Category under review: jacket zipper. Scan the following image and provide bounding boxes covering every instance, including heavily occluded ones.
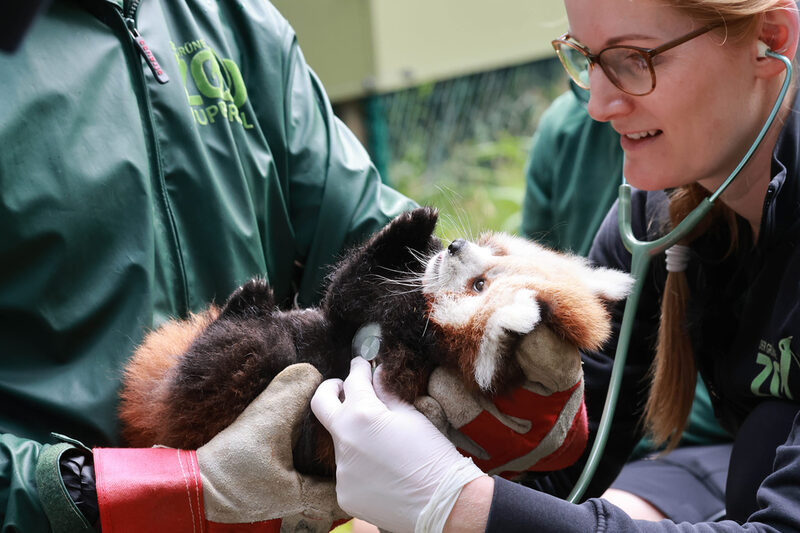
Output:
[124,0,169,83]
[108,0,191,314]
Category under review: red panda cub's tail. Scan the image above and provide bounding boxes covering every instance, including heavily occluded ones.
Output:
[119,307,219,447]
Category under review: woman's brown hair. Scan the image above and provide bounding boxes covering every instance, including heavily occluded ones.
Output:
[645,185,738,449]
[644,0,788,450]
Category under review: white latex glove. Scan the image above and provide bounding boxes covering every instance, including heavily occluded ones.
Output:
[311,357,485,533]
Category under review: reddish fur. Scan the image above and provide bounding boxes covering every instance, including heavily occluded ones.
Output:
[426,233,628,394]
[475,232,615,351]
[428,294,526,395]
[119,308,219,447]
[536,280,612,351]
[436,322,482,391]
[119,208,444,476]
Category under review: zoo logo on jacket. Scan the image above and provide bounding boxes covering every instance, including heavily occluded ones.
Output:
[172,38,255,130]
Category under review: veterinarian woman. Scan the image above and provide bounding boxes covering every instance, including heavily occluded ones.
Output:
[312,0,800,530]
[0,1,416,531]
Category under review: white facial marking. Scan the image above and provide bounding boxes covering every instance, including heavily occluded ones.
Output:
[422,231,633,391]
[474,339,498,391]
[474,289,541,391]
[494,289,542,334]
[430,295,483,328]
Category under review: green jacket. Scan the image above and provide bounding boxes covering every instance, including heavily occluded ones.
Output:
[521,86,622,256]
[0,0,414,529]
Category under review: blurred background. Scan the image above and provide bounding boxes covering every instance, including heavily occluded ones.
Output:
[272,0,569,240]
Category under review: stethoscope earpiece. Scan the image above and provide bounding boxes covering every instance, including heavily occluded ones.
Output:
[758,40,770,58]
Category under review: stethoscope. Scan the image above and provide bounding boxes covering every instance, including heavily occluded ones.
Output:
[567,49,794,503]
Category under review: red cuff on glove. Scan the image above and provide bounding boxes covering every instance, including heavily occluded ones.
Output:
[94,448,281,533]
[457,380,588,478]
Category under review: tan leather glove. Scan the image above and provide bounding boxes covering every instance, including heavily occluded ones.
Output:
[94,363,346,533]
[415,326,587,477]
[197,363,347,531]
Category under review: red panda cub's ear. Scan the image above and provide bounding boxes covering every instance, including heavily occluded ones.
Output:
[580,266,635,302]
[536,260,634,352]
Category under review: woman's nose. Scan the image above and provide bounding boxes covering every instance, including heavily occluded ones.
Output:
[586,67,633,123]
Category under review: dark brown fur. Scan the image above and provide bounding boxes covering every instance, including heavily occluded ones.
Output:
[121,208,444,477]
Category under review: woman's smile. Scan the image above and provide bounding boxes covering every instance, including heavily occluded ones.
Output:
[618,128,663,151]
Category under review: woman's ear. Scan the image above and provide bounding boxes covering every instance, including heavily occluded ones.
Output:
[756,0,799,78]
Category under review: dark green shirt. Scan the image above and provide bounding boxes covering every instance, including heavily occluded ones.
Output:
[521,87,622,256]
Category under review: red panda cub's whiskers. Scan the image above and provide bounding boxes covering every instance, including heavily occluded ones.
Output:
[372,248,432,298]
[372,275,424,297]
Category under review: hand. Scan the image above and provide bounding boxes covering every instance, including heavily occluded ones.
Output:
[311,358,485,533]
[197,362,346,531]
[415,326,588,477]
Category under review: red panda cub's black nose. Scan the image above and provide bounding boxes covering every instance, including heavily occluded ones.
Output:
[448,239,466,255]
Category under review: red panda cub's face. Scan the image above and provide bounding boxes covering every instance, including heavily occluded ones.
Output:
[422,232,633,393]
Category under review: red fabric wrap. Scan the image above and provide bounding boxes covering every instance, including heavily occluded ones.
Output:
[457,381,588,477]
[94,447,281,533]
[535,399,587,471]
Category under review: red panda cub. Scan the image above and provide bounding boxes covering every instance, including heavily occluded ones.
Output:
[119,207,632,477]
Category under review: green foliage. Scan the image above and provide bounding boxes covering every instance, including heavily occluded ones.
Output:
[391,133,530,242]
[376,58,567,242]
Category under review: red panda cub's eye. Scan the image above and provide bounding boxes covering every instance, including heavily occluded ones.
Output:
[472,278,486,293]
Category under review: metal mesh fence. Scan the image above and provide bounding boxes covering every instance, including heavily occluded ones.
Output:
[353,57,568,236]
[370,57,567,184]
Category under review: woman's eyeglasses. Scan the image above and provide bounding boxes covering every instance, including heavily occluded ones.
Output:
[551,24,721,96]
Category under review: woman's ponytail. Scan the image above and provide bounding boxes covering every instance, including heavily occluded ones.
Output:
[643,184,738,450]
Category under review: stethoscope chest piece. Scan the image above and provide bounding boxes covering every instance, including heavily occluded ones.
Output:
[352,322,383,364]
